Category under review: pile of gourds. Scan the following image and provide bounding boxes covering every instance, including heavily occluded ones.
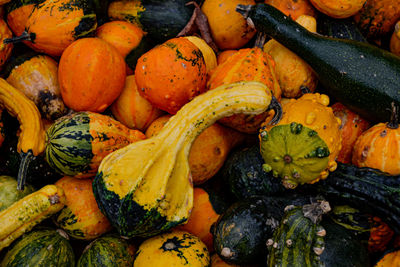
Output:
[0,0,400,266]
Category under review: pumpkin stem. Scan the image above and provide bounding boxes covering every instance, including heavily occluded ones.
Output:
[3,31,34,44]
[267,96,282,125]
[302,200,331,224]
[236,4,252,20]
[254,32,267,48]
[387,102,399,129]
[17,150,33,191]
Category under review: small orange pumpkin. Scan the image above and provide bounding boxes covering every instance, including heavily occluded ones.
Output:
[332,102,370,164]
[176,187,221,252]
[145,115,244,184]
[54,176,113,240]
[264,0,317,20]
[6,0,39,36]
[201,0,257,50]
[376,250,400,267]
[207,47,281,133]
[59,38,126,112]
[309,0,366,18]
[135,37,207,114]
[390,21,400,56]
[111,75,164,131]
[352,105,400,175]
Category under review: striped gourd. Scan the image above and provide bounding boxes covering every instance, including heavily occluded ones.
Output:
[45,112,146,178]
[77,235,135,267]
[266,201,331,267]
[1,229,75,267]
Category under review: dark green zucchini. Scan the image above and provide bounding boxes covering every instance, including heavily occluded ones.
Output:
[236,3,400,123]
[221,145,286,200]
[320,218,371,267]
[317,14,367,42]
[211,195,311,265]
[297,162,400,235]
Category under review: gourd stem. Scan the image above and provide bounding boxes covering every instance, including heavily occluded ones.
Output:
[387,102,399,129]
[3,31,33,44]
[254,32,267,48]
[17,150,33,191]
[267,96,282,125]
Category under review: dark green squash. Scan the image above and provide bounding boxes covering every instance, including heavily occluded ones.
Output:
[1,229,75,267]
[220,144,286,200]
[317,14,367,42]
[211,195,311,265]
[266,201,331,267]
[236,3,400,122]
[0,175,35,211]
[107,0,195,43]
[77,234,135,267]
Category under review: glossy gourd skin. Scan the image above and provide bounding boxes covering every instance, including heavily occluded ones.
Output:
[93,81,276,238]
[237,3,400,123]
[77,235,136,267]
[1,229,75,267]
[3,52,67,121]
[54,176,112,240]
[45,112,146,178]
[134,230,210,266]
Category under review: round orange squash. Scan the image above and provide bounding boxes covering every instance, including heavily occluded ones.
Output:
[376,250,400,267]
[309,0,367,18]
[264,0,317,20]
[6,0,38,36]
[331,102,370,164]
[352,106,400,175]
[59,38,126,112]
[201,0,257,50]
[54,176,113,240]
[135,37,207,114]
[111,75,164,131]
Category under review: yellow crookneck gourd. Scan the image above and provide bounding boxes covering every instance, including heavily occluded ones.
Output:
[93,81,281,238]
[0,78,45,190]
[0,184,66,251]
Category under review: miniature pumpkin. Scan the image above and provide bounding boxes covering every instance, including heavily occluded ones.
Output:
[390,21,400,56]
[95,20,152,71]
[260,93,342,188]
[331,102,370,164]
[309,0,367,18]
[59,38,126,112]
[145,115,244,185]
[376,250,400,266]
[6,0,42,36]
[134,230,210,266]
[201,0,256,50]
[352,104,400,175]
[111,75,164,131]
[54,176,112,240]
[4,0,97,57]
[135,37,207,114]
[264,0,317,20]
[263,15,318,98]
[354,0,400,39]
[208,46,281,133]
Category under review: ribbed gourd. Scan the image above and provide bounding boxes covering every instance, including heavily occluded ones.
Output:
[93,81,280,238]
[259,93,341,189]
[266,201,331,267]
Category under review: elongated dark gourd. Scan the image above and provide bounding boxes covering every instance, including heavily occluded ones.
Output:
[236,4,400,123]
[298,162,400,235]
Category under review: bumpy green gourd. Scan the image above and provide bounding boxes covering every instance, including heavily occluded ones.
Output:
[260,123,330,189]
[266,200,331,267]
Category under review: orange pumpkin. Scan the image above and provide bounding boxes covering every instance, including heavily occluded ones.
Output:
[6,0,97,57]
[309,0,366,18]
[0,19,13,71]
[217,50,237,65]
[390,21,400,56]
[145,115,244,184]
[376,250,400,267]
[6,0,38,36]
[59,38,126,112]
[352,106,400,175]
[201,0,257,50]
[111,75,164,131]
[207,47,281,133]
[135,37,207,114]
[264,0,317,20]
[176,188,221,252]
[332,102,370,164]
[54,176,113,240]
[354,0,400,39]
